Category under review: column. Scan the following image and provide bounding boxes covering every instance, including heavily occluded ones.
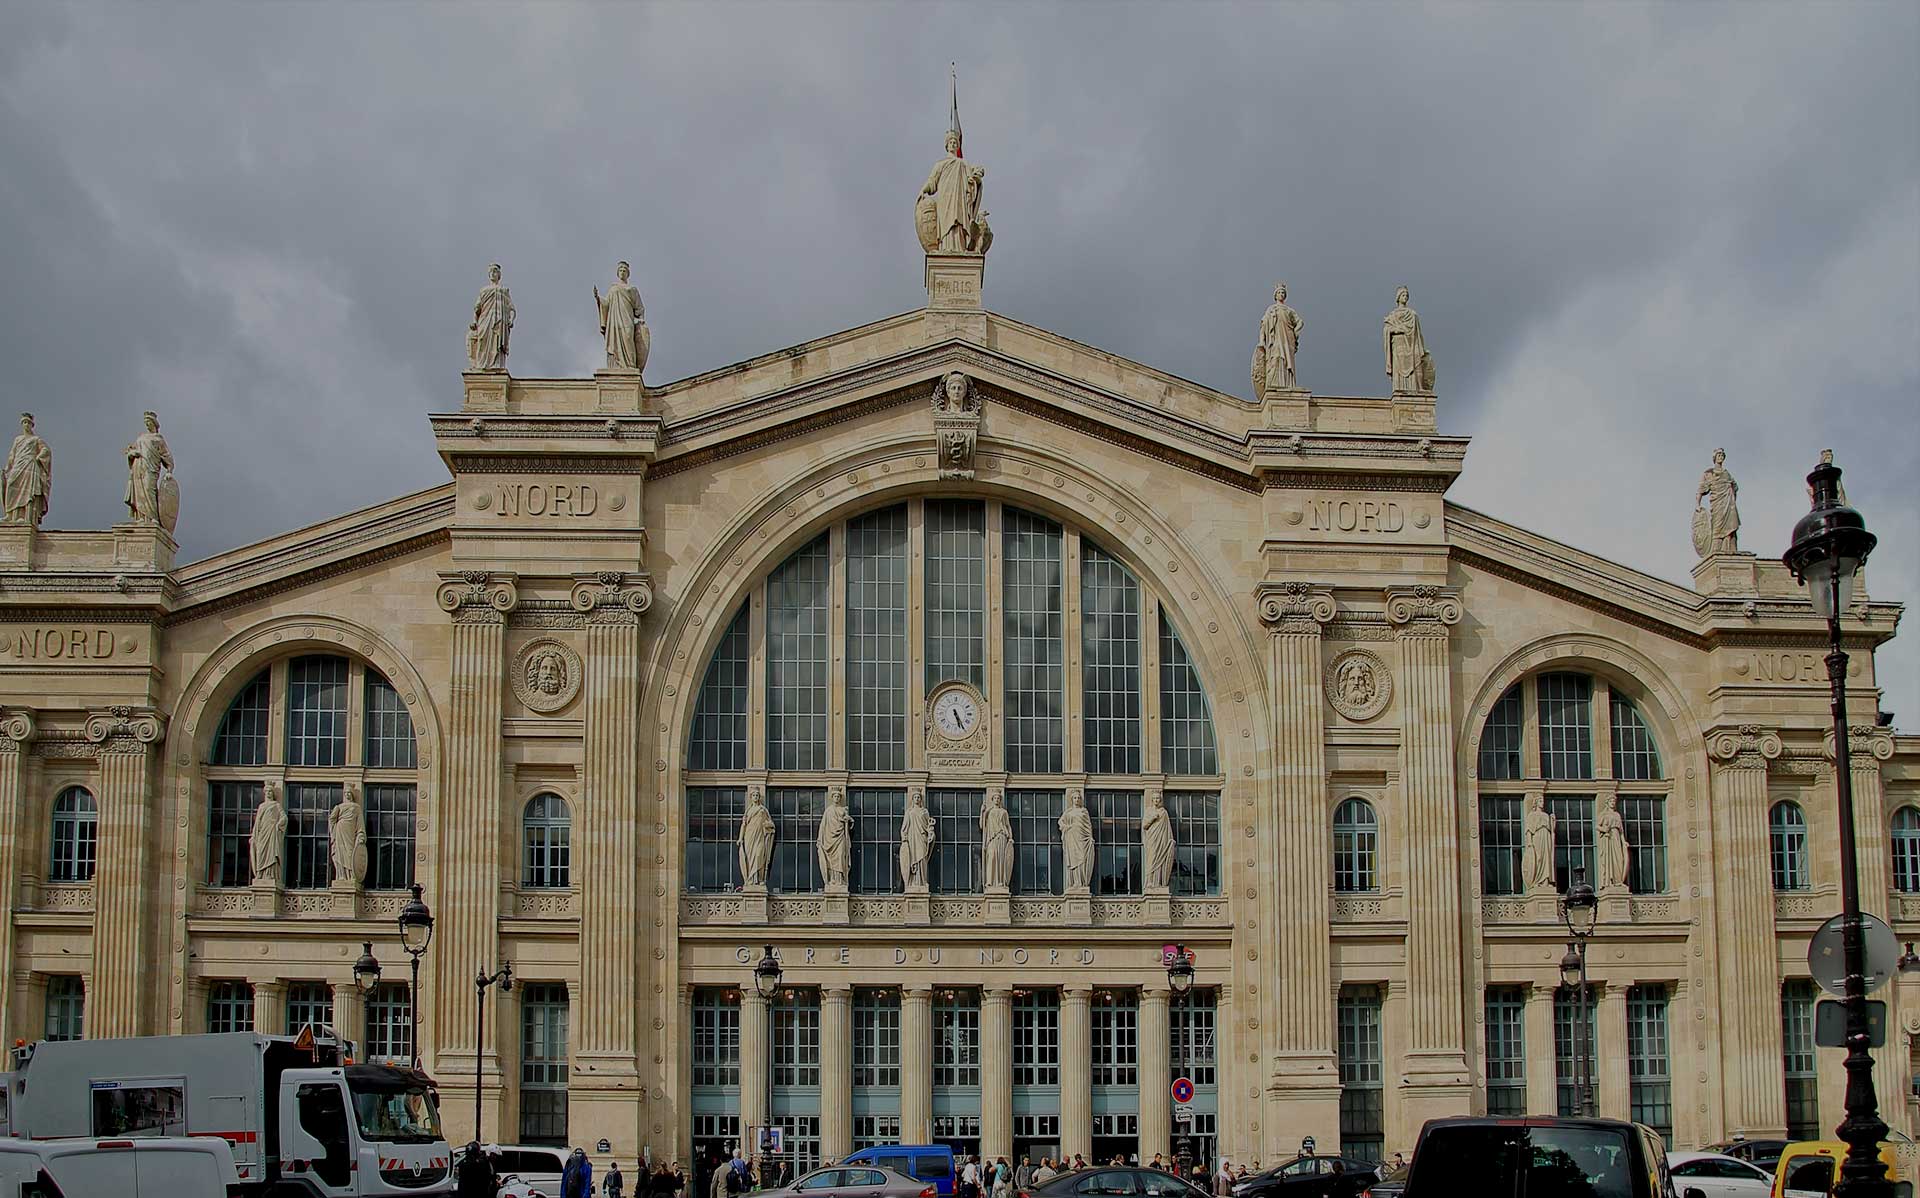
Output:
[982,988,1014,1160]
[1138,988,1171,1162]
[822,985,855,1162]
[1597,986,1628,1119]
[900,986,933,1144]
[679,984,697,1165]
[84,707,164,1037]
[254,981,287,1036]
[184,977,210,1035]
[1255,584,1339,1151]
[1835,725,1905,1132]
[1706,726,1787,1137]
[573,574,650,1157]
[1524,984,1557,1115]
[333,981,366,1059]
[1060,985,1093,1161]
[1214,985,1236,1163]
[431,573,515,1131]
[1386,589,1472,1126]
[0,711,33,1039]
[741,989,770,1143]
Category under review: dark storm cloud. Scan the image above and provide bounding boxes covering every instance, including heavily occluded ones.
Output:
[1,2,1913,716]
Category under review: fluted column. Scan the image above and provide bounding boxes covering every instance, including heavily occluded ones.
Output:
[254,981,287,1036]
[1524,985,1557,1115]
[1214,985,1236,1162]
[1597,986,1628,1119]
[982,987,1014,1160]
[1060,985,1093,1161]
[900,986,933,1144]
[85,707,165,1037]
[822,985,855,1161]
[433,571,516,1139]
[1138,988,1172,1162]
[1255,583,1338,1151]
[1706,725,1786,1137]
[741,989,770,1139]
[333,982,366,1054]
[1832,725,1904,1132]
[0,711,34,1039]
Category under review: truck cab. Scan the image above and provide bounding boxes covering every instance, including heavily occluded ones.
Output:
[278,1063,450,1194]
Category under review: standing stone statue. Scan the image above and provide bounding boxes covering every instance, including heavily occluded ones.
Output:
[466,263,514,371]
[980,788,1014,891]
[1251,283,1303,395]
[1522,792,1556,892]
[250,781,286,886]
[1596,794,1632,891]
[817,786,852,890]
[1142,788,1176,891]
[329,783,367,885]
[595,261,650,374]
[739,785,775,889]
[3,413,51,528]
[1060,789,1095,892]
[916,72,990,255]
[1692,447,1741,557]
[900,788,934,891]
[123,411,178,533]
[1382,286,1434,394]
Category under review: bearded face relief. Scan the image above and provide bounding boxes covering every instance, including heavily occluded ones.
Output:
[532,651,565,695]
[512,637,583,713]
[1326,649,1391,721]
[1339,658,1375,707]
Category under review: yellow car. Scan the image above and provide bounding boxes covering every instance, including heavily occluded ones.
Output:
[1769,1140,1911,1198]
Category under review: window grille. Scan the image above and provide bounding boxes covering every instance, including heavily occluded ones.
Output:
[770,1116,822,1175]
[854,1116,902,1151]
[925,500,986,690]
[1483,986,1527,1116]
[1091,990,1138,1087]
[1479,685,1523,780]
[1010,790,1064,896]
[365,784,416,891]
[521,793,571,889]
[1620,797,1666,894]
[363,672,416,769]
[1537,673,1594,780]
[1896,808,1920,893]
[1159,615,1218,776]
[285,655,349,767]
[772,989,821,1087]
[847,506,909,771]
[49,786,97,883]
[1553,987,1597,1117]
[1782,979,1819,1140]
[851,789,904,895]
[1331,798,1378,893]
[1089,790,1142,896]
[1547,795,1594,893]
[211,670,271,765]
[1336,988,1384,1162]
[1770,802,1809,891]
[365,982,411,1064]
[692,988,741,1088]
[686,788,745,893]
[207,980,254,1033]
[44,975,83,1041]
[1003,508,1064,772]
[1013,989,1060,1087]
[1626,984,1671,1143]
[691,1113,741,1155]
[853,989,900,1087]
[931,789,982,894]
[1080,544,1141,774]
[1609,695,1662,780]
[690,605,751,771]
[1170,989,1216,1086]
[770,788,823,894]
[1168,791,1220,896]
[767,534,830,770]
[1478,795,1523,896]
[933,991,980,1087]
[521,983,570,1145]
[284,783,340,890]
[286,982,333,1035]
[933,1114,981,1156]
[206,782,261,888]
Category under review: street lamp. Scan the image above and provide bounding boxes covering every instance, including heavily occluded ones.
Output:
[1560,866,1598,1117]
[352,942,382,1057]
[753,946,782,1185]
[396,883,434,1070]
[474,962,513,1141]
[1165,946,1195,1179]
[1784,455,1888,1197]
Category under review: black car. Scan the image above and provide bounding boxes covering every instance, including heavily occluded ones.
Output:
[1703,1138,1789,1174]
[1403,1116,1678,1197]
[1024,1167,1213,1198]
[1230,1155,1378,1198]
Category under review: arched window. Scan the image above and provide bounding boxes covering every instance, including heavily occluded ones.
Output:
[1474,671,1670,897]
[203,656,420,892]
[1770,802,1809,892]
[1332,798,1378,893]
[684,500,1224,898]
[1893,808,1920,894]
[49,787,96,883]
[522,794,571,889]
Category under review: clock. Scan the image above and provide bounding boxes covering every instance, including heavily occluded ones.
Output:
[925,682,988,761]
[932,688,980,738]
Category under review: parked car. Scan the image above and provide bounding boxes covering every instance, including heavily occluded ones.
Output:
[1704,1140,1791,1176]
[1402,1116,1678,1197]
[1359,1161,1406,1198]
[1025,1166,1214,1198]
[1768,1140,1910,1198]
[486,1144,566,1198]
[1664,1152,1773,1198]
[842,1145,958,1196]
[759,1163,938,1198]
[1229,1154,1378,1198]
[0,1134,240,1197]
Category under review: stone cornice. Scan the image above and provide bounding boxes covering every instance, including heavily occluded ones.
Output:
[1256,582,1336,632]
[1706,724,1783,770]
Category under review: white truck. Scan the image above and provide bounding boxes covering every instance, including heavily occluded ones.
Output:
[9,1031,454,1196]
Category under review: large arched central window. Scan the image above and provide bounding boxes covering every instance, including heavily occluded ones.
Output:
[684,499,1222,897]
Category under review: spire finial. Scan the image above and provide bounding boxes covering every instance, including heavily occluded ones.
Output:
[948,62,962,156]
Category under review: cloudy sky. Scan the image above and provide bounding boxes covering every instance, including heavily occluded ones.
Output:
[3,2,1915,719]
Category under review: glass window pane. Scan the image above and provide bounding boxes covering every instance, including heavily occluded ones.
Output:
[1089,790,1142,896]
[45,976,84,1041]
[1483,987,1527,1116]
[1547,795,1594,892]
[933,990,981,1087]
[768,536,831,770]
[686,787,747,893]
[1620,796,1666,895]
[366,982,411,1064]
[1010,790,1064,896]
[49,787,97,884]
[1537,673,1594,781]
[853,988,901,1088]
[521,983,570,1145]
[1627,984,1671,1144]
[773,989,822,1087]
[1091,989,1138,1087]
[1478,685,1523,781]
[1894,808,1920,894]
[365,784,416,891]
[931,789,982,894]
[1013,989,1060,1087]
[1609,694,1662,781]
[1081,544,1141,775]
[1168,791,1220,896]
[1170,989,1216,1086]
[1332,798,1377,894]
[851,788,904,895]
[1159,616,1218,776]
[211,670,271,766]
[1003,509,1064,773]
[363,672,416,769]
[1782,979,1819,1140]
[770,788,823,894]
[691,605,751,771]
[207,980,255,1034]
[1771,802,1809,891]
[286,656,349,768]
[848,507,909,771]
[693,987,742,1088]
[1553,987,1597,1116]
[521,793,571,889]
[1337,988,1384,1162]
[286,983,333,1035]
[285,782,341,890]
[925,500,986,691]
[1478,795,1523,896]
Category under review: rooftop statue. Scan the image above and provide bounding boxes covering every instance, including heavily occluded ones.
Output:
[595,261,650,375]
[3,413,51,529]
[1382,286,1434,394]
[916,67,991,255]
[466,263,514,372]
[1692,447,1740,558]
[123,410,178,534]
[1252,283,1303,396]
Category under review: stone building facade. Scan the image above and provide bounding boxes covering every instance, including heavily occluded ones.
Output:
[0,240,1913,1169]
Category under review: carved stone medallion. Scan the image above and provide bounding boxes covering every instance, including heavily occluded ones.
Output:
[1324,649,1391,722]
[511,637,584,714]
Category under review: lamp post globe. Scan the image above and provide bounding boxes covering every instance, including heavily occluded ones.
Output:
[754,944,782,999]
[398,883,435,958]
[1559,947,1583,990]
[1560,868,1598,939]
[1165,945,1194,996]
[1784,460,1875,620]
[353,942,382,994]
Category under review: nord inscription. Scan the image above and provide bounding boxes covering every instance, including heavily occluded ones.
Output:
[495,482,599,518]
[1307,499,1404,533]
[5,627,118,660]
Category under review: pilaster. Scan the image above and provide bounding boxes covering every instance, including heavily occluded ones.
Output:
[1829,724,1903,1132]
[740,989,770,1139]
[900,985,933,1144]
[254,980,287,1036]
[1706,724,1787,1138]
[981,987,1014,1160]
[1138,987,1172,1162]
[1254,582,1340,1149]
[332,982,366,1056]
[1059,985,1093,1161]
[822,985,854,1161]
[84,705,165,1037]
[0,711,34,1038]
[1596,985,1628,1119]
[1523,984,1557,1115]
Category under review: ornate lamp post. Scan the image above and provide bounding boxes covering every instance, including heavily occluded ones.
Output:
[473,962,514,1140]
[1784,456,1888,1197]
[352,942,382,1056]
[1559,866,1598,1117]
[753,946,783,1185]
[396,883,434,1070]
[1164,945,1195,1178]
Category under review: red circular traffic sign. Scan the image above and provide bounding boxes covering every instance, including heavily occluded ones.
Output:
[1171,1077,1195,1104]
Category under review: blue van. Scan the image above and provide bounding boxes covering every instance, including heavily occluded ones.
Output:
[841,1145,955,1195]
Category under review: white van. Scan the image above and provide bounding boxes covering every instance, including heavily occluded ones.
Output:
[0,1134,240,1196]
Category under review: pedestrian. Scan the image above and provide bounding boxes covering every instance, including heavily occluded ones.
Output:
[1148,1154,1164,1173]
[1071,1154,1085,1172]
[961,1156,980,1198]
[1016,1156,1034,1189]
[564,1148,595,1198]
[993,1157,1012,1198]
[672,1159,688,1198]
[456,1141,497,1198]
[606,1160,625,1198]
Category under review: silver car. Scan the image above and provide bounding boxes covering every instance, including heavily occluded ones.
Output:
[762,1164,935,1198]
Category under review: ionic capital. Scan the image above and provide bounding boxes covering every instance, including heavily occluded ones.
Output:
[436,570,519,620]
[84,705,164,754]
[570,570,654,620]
[1256,581,1335,632]
[1384,585,1462,630]
[0,708,36,750]
[1706,723,1783,770]
[1825,724,1895,765]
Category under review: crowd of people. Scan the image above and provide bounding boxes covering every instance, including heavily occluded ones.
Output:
[453,1142,691,1198]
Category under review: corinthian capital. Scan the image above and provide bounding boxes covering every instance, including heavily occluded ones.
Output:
[1257,581,1336,632]
[84,705,165,753]
[1706,723,1783,770]
[436,570,519,620]
[1384,585,1463,629]
[570,570,654,619]
[1825,724,1895,765]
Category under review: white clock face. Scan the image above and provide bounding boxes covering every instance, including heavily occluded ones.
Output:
[932,690,980,738]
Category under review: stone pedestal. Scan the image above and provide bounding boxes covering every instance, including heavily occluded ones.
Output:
[1691,551,1761,596]
[740,885,770,924]
[462,371,510,412]
[1261,387,1311,430]
[1598,890,1631,926]
[1144,890,1172,925]
[595,369,646,413]
[0,526,35,569]
[924,253,987,343]
[1525,891,1562,924]
[823,889,850,926]
[250,881,279,916]
[985,885,1011,924]
[111,522,176,572]
[329,879,359,918]
[1064,890,1092,926]
[1390,392,1437,433]
[904,892,931,925]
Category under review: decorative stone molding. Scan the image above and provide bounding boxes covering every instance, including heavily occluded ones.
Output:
[1629,898,1680,923]
[569,570,653,620]
[1898,895,1920,923]
[435,570,519,621]
[924,680,989,763]
[1256,581,1335,632]
[771,897,827,921]
[851,897,908,923]
[516,889,579,917]
[361,893,406,918]
[83,705,164,754]
[930,371,982,480]
[1480,898,1531,924]
[509,637,585,714]
[1773,893,1820,919]
[0,709,35,748]
[1092,898,1147,925]
[1011,897,1067,923]
[284,892,334,917]
[38,882,93,913]
[933,897,987,924]
[1384,585,1462,630]
[1331,896,1386,920]
[1324,649,1392,722]
[681,894,744,924]
[1706,724,1783,770]
[196,887,254,916]
[1824,724,1895,764]
[1171,898,1229,925]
